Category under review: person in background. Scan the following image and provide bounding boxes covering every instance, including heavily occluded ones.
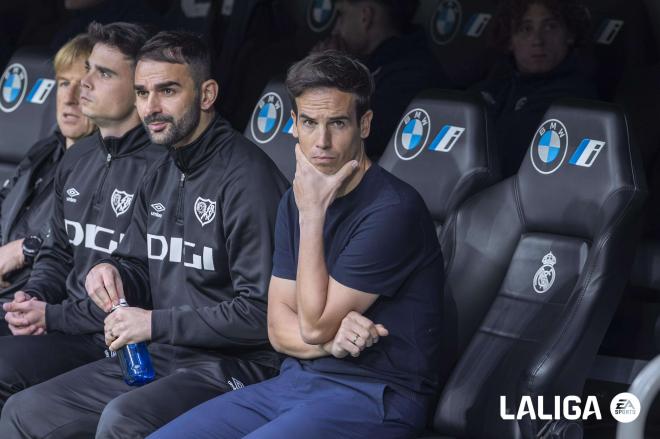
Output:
[474,0,597,177]
[0,33,95,327]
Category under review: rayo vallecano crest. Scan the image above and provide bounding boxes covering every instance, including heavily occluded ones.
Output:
[533,252,556,294]
[194,197,216,226]
[111,189,134,217]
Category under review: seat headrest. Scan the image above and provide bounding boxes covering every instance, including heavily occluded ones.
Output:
[379,89,498,225]
[416,0,499,86]
[0,47,56,163]
[517,98,645,239]
[244,79,296,182]
[281,0,337,35]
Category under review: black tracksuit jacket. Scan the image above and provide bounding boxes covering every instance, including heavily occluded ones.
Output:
[103,116,289,368]
[22,124,166,335]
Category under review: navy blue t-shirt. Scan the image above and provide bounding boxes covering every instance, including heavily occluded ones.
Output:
[272,164,444,402]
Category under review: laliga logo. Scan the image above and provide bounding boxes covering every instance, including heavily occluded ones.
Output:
[530,119,568,175]
[307,0,336,33]
[0,63,28,113]
[533,252,556,294]
[431,0,462,45]
[500,393,641,423]
[250,92,284,144]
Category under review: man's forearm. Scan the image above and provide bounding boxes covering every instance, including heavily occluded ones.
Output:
[268,300,329,360]
[296,215,335,343]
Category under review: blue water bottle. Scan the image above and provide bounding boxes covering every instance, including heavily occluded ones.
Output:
[112,299,155,386]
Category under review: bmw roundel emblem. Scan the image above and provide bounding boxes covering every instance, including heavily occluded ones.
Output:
[394,108,431,161]
[250,92,284,144]
[307,0,336,33]
[530,119,569,174]
[431,0,462,45]
[0,63,28,113]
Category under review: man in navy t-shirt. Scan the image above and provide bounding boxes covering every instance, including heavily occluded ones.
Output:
[150,51,445,439]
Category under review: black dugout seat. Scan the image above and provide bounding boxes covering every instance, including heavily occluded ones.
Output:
[0,47,56,183]
[244,79,296,182]
[415,0,499,88]
[423,99,646,438]
[378,89,499,238]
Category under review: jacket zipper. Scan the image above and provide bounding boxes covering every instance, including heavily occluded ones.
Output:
[94,153,112,208]
[175,172,186,224]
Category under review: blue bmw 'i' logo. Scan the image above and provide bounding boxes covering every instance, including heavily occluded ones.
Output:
[308,0,336,33]
[530,119,568,174]
[431,0,462,45]
[250,92,284,144]
[0,63,28,113]
[395,108,431,161]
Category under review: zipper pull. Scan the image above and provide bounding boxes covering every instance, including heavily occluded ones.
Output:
[179,173,186,185]
[106,153,112,165]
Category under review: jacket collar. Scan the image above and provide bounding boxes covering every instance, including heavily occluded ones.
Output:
[98,123,151,158]
[169,115,235,174]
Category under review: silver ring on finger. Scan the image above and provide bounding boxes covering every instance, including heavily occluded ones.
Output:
[352,333,360,344]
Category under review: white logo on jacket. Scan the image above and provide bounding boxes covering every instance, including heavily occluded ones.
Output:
[194,197,216,226]
[111,189,134,217]
[66,187,80,203]
[150,203,166,218]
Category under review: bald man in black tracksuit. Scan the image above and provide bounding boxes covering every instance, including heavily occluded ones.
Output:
[0,31,289,438]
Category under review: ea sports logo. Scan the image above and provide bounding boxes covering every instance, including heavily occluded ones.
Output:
[395,108,431,161]
[610,392,641,423]
[250,92,284,144]
[0,63,28,113]
[307,0,336,33]
[530,119,568,174]
[431,0,462,45]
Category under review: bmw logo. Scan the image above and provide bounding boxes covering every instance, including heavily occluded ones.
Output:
[431,0,462,45]
[394,108,431,161]
[0,63,28,113]
[530,119,568,174]
[250,92,284,144]
[307,0,336,33]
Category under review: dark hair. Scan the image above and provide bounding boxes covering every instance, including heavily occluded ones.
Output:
[286,50,375,120]
[137,31,212,88]
[489,0,591,51]
[345,0,419,32]
[87,21,152,62]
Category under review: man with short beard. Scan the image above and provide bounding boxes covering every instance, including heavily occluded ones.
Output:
[0,21,165,417]
[0,31,289,438]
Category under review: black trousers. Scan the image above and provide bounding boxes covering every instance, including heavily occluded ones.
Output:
[0,332,105,412]
[0,343,279,439]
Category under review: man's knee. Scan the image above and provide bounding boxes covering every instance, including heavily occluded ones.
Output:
[0,387,47,435]
[96,393,145,438]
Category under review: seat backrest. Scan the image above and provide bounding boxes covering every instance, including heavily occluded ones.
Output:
[0,47,56,182]
[415,0,499,88]
[378,89,499,238]
[244,79,296,182]
[433,99,646,438]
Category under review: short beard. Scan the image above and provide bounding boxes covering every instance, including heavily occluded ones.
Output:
[143,95,201,147]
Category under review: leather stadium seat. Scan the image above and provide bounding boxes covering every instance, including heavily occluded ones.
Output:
[244,78,296,182]
[415,0,499,88]
[378,89,500,238]
[0,47,56,183]
[422,99,646,438]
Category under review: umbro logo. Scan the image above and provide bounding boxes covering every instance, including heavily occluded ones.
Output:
[66,187,80,203]
[150,203,166,218]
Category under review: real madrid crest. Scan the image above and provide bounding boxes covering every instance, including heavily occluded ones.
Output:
[250,92,284,144]
[533,252,556,294]
[430,0,462,45]
[394,108,431,161]
[0,63,28,113]
[530,119,568,175]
